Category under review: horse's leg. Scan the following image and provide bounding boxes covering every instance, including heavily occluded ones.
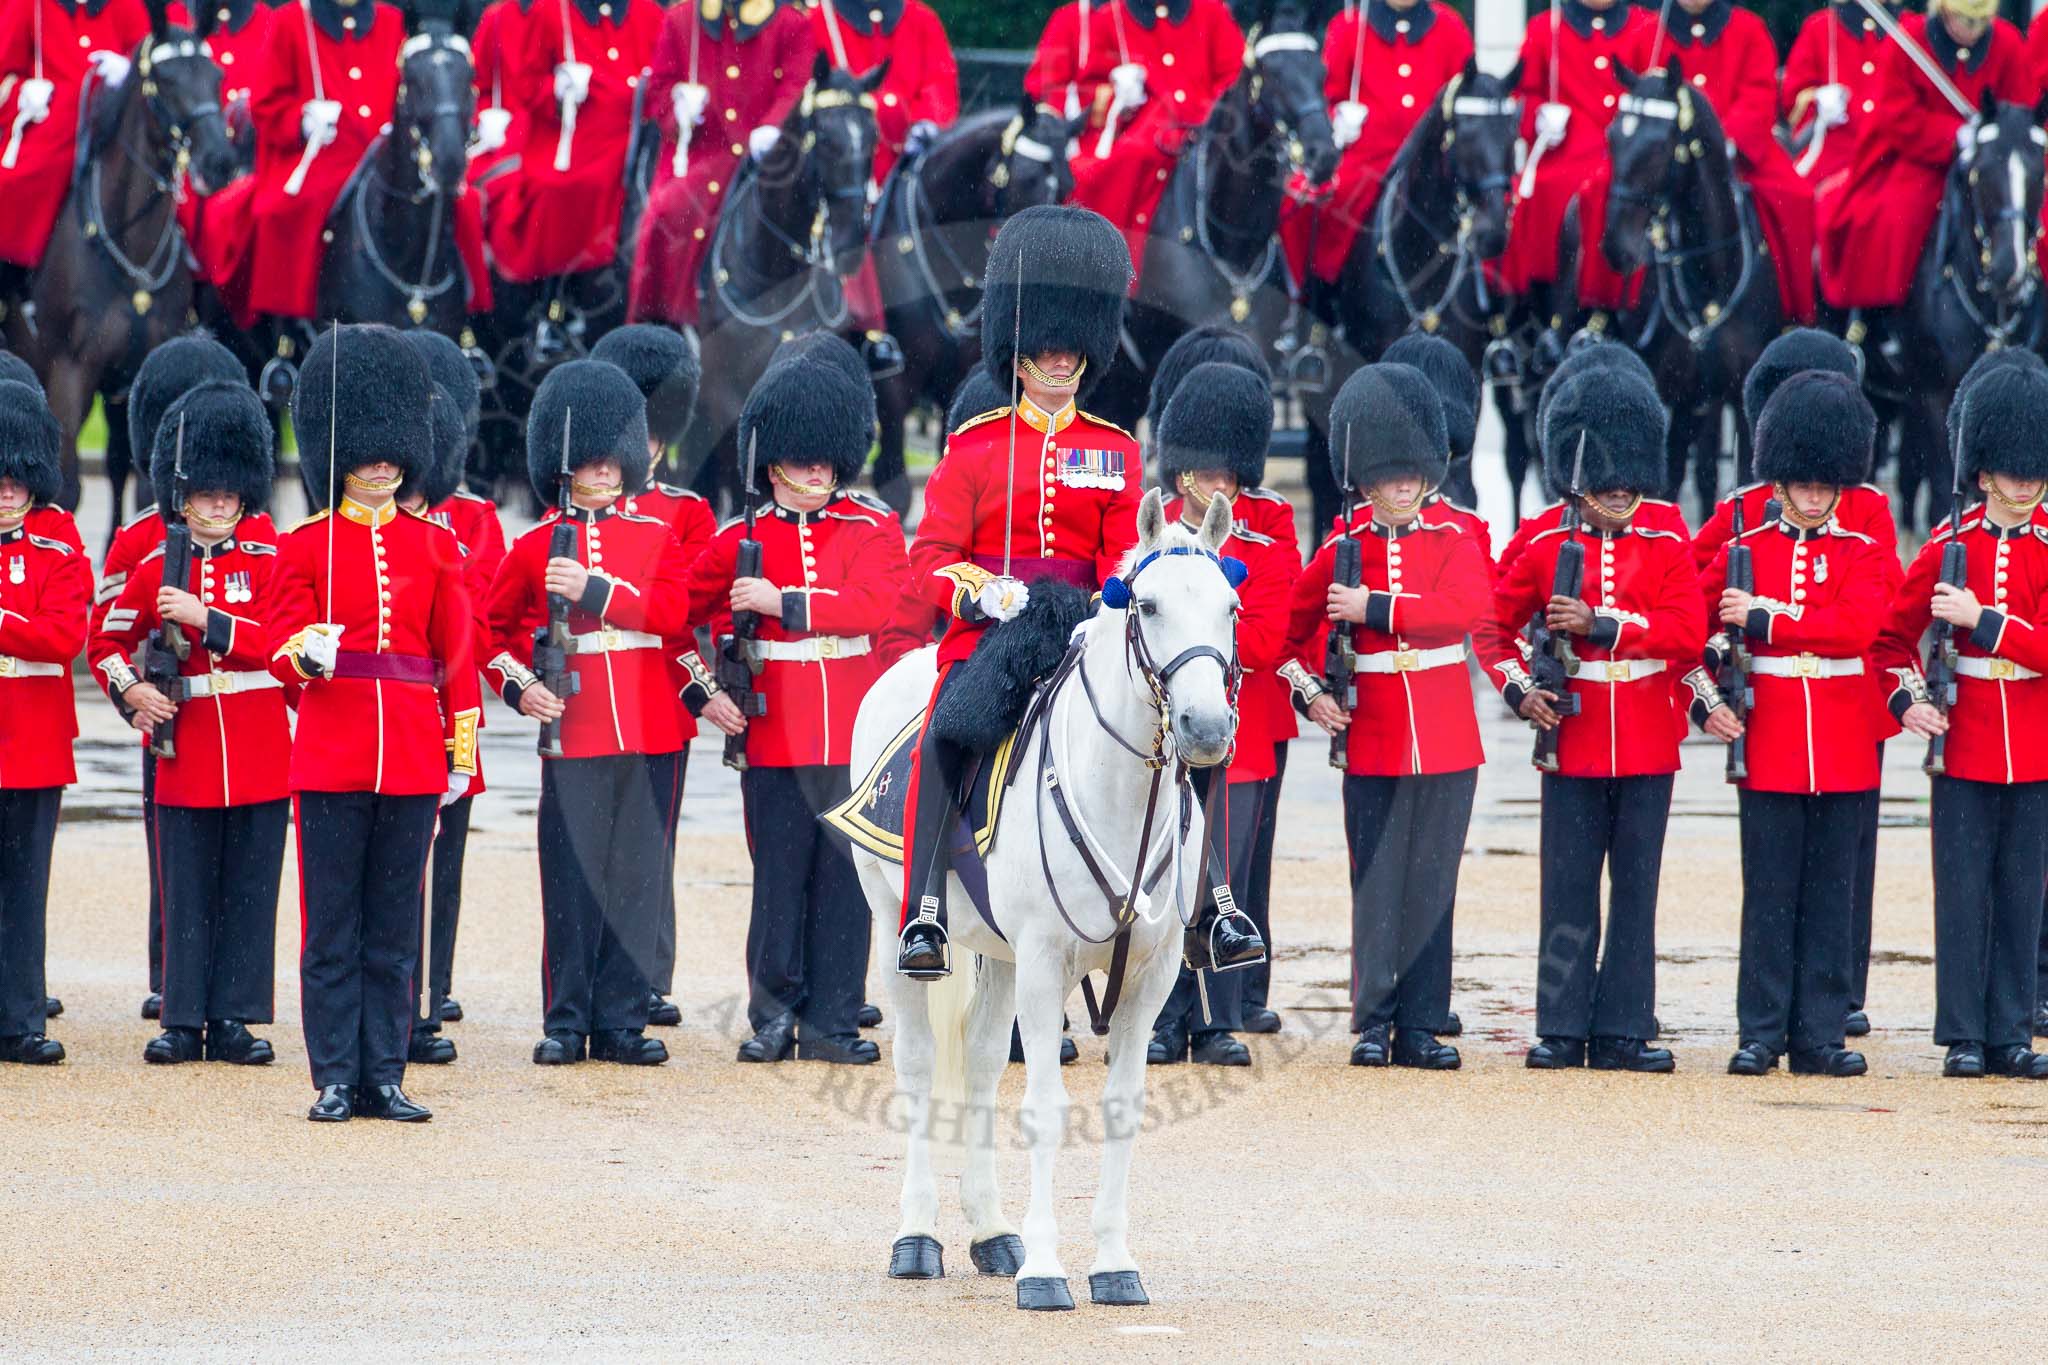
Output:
[1086,936,1180,1307]
[103,387,133,542]
[1912,388,1950,532]
[871,371,911,518]
[1496,383,1529,526]
[1012,937,1074,1309]
[1663,400,1696,511]
[884,955,945,1279]
[1692,403,1721,524]
[961,954,1021,1273]
[42,357,92,515]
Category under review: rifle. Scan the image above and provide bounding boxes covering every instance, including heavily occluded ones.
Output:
[1323,426,1360,770]
[1925,460,1967,776]
[534,409,581,758]
[137,415,192,760]
[1718,494,1755,782]
[718,430,768,770]
[1528,433,1587,772]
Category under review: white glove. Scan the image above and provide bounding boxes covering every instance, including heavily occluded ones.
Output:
[976,578,1030,623]
[1534,102,1570,147]
[441,766,470,808]
[88,50,132,87]
[302,622,344,676]
[748,124,780,159]
[553,60,591,107]
[1332,100,1367,151]
[471,106,512,155]
[300,98,341,147]
[672,80,709,129]
[1110,62,1147,108]
[1813,83,1850,129]
[14,76,53,122]
[1957,118,1980,156]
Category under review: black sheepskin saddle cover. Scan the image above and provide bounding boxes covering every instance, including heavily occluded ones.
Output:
[929,578,1092,751]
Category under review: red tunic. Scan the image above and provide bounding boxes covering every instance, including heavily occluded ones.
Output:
[629,0,812,325]
[1022,0,1110,118]
[1818,14,2036,311]
[0,521,87,788]
[1163,494,1296,783]
[1229,486,1301,758]
[25,503,83,553]
[90,506,279,694]
[1490,520,1706,778]
[179,1,273,278]
[426,489,504,797]
[1277,0,1473,287]
[485,505,694,758]
[1700,517,1889,794]
[89,532,292,805]
[488,0,661,282]
[1494,496,1689,583]
[467,0,535,216]
[267,499,480,794]
[809,0,956,182]
[681,492,907,768]
[1780,4,1890,188]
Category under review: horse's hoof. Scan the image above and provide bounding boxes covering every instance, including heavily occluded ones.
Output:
[1016,1276,1074,1311]
[1089,1270,1149,1306]
[969,1234,1025,1277]
[887,1234,944,1280]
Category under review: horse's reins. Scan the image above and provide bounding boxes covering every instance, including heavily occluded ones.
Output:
[1937,129,2043,348]
[1371,77,1516,334]
[1611,87,1758,348]
[884,117,1056,340]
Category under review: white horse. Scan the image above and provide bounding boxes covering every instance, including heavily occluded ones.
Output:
[846,488,1242,1311]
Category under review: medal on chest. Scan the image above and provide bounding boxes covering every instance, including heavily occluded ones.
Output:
[1812,555,1828,584]
[1057,446,1126,491]
[224,569,253,604]
[7,555,23,585]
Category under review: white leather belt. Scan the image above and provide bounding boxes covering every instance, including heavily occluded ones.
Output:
[1571,658,1668,683]
[1748,654,1865,680]
[570,628,662,654]
[1956,656,2042,682]
[0,655,63,679]
[745,634,872,663]
[184,669,284,697]
[1355,643,1467,674]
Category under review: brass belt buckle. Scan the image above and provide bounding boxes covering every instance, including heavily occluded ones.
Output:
[211,670,236,695]
[599,627,621,652]
[1391,648,1419,672]
[1794,653,1821,678]
[0,655,15,678]
[1989,657,2017,681]
[1606,660,1630,682]
[816,636,840,660]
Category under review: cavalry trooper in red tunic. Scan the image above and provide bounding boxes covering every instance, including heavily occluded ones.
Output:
[630,0,813,325]
[810,0,955,183]
[466,0,537,219]
[1490,364,1706,1073]
[1878,363,2048,1081]
[269,325,480,1123]
[89,382,290,1068]
[0,380,89,1065]
[1781,0,1899,188]
[680,351,907,1064]
[895,204,1146,978]
[1693,372,1889,1078]
[1023,0,1108,121]
[483,361,694,1068]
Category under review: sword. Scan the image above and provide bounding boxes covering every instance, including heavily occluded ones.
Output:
[1851,0,1975,120]
[418,815,439,1038]
[818,0,850,70]
[284,0,328,195]
[555,0,583,173]
[323,320,338,620]
[1002,242,1023,581]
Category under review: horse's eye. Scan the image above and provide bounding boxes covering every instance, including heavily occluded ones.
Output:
[1138,599,1158,617]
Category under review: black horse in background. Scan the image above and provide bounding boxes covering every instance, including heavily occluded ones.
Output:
[686,55,884,513]
[1823,92,2048,532]
[2,2,238,535]
[866,104,1082,513]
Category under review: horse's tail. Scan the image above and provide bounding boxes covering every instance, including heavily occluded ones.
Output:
[926,958,974,1123]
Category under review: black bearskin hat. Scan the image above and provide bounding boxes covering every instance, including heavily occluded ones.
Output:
[1960,362,2048,484]
[941,369,1009,459]
[525,360,651,502]
[419,383,468,507]
[1535,341,1654,454]
[0,350,41,396]
[765,330,877,436]
[1145,325,1272,455]
[0,380,60,506]
[1948,347,2046,462]
[1328,363,1448,490]
[402,329,480,445]
[129,334,246,475]
[1742,328,1857,438]
[1382,332,1480,465]
[980,205,1132,388]
[1754,370,1876,490]
[1156,362,1273,487]
[1542,367,1669,497]
[739,355,873,487]
[295,324,434,508]
[591,323,701,449]
[151,381,275,516]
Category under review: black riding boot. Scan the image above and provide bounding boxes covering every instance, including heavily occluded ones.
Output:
[896,727,967,979]
[1183,898,1267,973]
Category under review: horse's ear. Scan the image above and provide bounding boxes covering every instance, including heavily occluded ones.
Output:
[1136,487,1165,551]
[1664,53,1682,83]
[192,0,218,39]
[1461,55,1479,83]
[2035,92,2048,128]
[811,50,831,86]
[1065,112,1090,146]
[1613,62,1639,92]
[1198,490,1232,553]
[1982,85,2001,122]
[1503,58,1524,92]
[144,0,170,42]
[858,59,891,94]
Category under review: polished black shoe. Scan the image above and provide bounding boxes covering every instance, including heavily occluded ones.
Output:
[2,1032,63,1064]
[1844,1009,1871,1038]
[1392,1028,1460,1070]
[1986,1044,2048,1079]
[1727,1041,1779,1076]
[359,1084,432,1122]
[737,1011,796,1063]
[141,992,162,1020]
[1242,1007,1281,1035]
[1146,1022,1188,1065]
[144,1027,204,1065]
[1944,1042,1987,1078]
[798,1033,880,1064]
[590,1029,668,1066]
[1060,1034,1077,1066]
[307,1084,355,1122]
[1350,1024,1391,1068]
[646,995,681,1028]
[408,1032,457,1065]
[856,1002,884,1030]
[1589,1036,1675,1073]
[1184,909,1267,972]
[2034,1001,2048,1039]
[1442,1011,1462,1038]
[439,997,464,1023]
[896,919,949,979]
[1188,1030,1249,1066]
[1790,1046,1867,1077]
[205,1020,274,1065]
[532,1031,585,1065]
[1525,1036,1587,1070]
[43,996,62,1019]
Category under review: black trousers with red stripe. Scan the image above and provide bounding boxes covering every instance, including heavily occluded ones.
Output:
[157,800,286,1031]
[1537,773,1673,1042]
[144,750,163,996]
[1157,773,1265,1036]
[1242,740,1288,1014]
[1736,789,1859,1055]
[652,748,692,997]
[0,787,61,1039]
[1931,776,2048,1050]
[741,764,866,1039]
[296,791,436,1090]
[413,794,470,1035]
[1346,769,1477,1034]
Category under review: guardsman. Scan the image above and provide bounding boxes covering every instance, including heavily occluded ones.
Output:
[1817,0,2036,313]
[1023,0,1110,121]
[1146,363,1297,1066]
[179,0,276,283]
[89,335,259,1023]
[0,380,87,1065]
[630,0,813,325]
[484,360,693,1067]
[90,382,289,1067]
[1490,365,1704,1072]
[592,321,712,1029]
[1283,364,1486,1069]
[1781,0,1898,187]
[269,324,480,1123]
[1278,0,1473,293]
[1876,363,2048,1080]
[894,204,1142,977]
[1693,372,1887,1078]
[0,0,152,275]
[680,352,906,1064]
[810,0,955,182]
[466,0,537,219]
